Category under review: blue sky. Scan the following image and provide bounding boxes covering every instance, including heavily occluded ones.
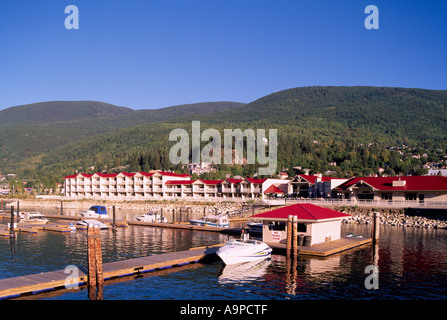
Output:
[0,0,446,110]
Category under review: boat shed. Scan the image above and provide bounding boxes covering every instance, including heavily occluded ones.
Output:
[250,204,351,246]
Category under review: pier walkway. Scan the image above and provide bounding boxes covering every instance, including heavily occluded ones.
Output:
[267,236,372,257]
[0,245,222,299]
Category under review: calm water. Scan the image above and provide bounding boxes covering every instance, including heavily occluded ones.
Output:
[1,208,446,300]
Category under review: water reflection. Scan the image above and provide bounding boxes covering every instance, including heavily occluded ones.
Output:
[218,259,272,284]
[1,207,447,300]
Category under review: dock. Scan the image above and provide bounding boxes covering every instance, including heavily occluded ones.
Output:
[0,212,243,235]
[0,245,222,300]
[267,236,372,257]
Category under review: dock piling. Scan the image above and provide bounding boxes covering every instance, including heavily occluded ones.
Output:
[292,215,298,258]
[10,206,14,235]
[87,224,104,299]
[112,205,116,228]
[372,212,380,245]
[87,224,97,288]
[286,215,293,258]
[94,226,104,288]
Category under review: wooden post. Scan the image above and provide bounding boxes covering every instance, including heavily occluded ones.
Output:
[372,212,380,245]
[203,207,206,217]
[94,226,104,289]
[286,215,293,257]
[172,208,176,223]
[10,206,14,235]
[60,200,63,215]
[16,201,19,217]
[179,208,182,222]
[292,215,298,258]
[160,208,163,223]
[87,224,97,288]
[112,205,116,228]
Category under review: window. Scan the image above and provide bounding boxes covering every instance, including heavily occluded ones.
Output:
[268,221,286,231]
[381,193,392,200]
[405,193,417,200]
[298,223,307,233]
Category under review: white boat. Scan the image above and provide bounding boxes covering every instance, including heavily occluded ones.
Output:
[216,239,272,265]
[190,215,229,228]
[76,219,109,229]
[79,205,109,219]
[135,211,167,223]
[18,212,49,225]
[247,222,263,234]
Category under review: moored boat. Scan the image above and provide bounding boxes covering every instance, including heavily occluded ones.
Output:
[216,239,272,265]
[18,212,49,225]
[190,215,229,228]
[76,219,109,229]
[135,211,167,223]
[79,205,109,219]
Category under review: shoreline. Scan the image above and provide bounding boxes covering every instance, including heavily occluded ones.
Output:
[2,198,447,229]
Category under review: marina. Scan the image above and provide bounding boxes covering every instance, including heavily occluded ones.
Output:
[0,204,446,300]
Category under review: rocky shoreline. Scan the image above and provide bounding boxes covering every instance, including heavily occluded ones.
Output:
[335,207,447,229]
[1,198,259,218]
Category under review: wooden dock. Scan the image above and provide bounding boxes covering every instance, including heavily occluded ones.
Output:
[267,236,372,257]
[0,245,222,300]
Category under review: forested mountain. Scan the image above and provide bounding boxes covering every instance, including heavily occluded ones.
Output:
[0,101,244,169]
[31,86,447,184]
[0,101,134,124]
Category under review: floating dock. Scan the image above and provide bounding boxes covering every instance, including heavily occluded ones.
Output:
[267,236,372,257]
[0,245,222,300]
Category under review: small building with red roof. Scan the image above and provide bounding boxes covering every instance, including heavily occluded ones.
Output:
[251,203,351,246]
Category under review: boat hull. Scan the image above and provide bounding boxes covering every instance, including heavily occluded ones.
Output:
[79,212,109,219]
[76,219,109,229]
[20,219,49,225]
[189,219,228,227]
[217,240,272,265]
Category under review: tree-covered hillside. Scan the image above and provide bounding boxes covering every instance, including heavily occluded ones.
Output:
[33,86,447,183]
[0,101,244,169]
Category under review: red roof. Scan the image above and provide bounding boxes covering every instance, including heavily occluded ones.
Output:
[198,179,224,185]
[138,172,155,177]
[95,173,119,178]
[64,171,190,179]
[119,172,136,177]
[158,171,191,178]
[335,176,447,191]
[165,180,195,185]
[264,185,284,194]
[251,203,350,222]
[225,179,243,184]
[245,178,267,184]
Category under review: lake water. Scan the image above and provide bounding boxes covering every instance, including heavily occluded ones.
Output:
[1,207,446,301]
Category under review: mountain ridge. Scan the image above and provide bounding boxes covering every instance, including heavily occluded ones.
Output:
[32,86,447,179]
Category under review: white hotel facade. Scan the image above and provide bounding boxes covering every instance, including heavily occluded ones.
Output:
[63,171,289,201]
